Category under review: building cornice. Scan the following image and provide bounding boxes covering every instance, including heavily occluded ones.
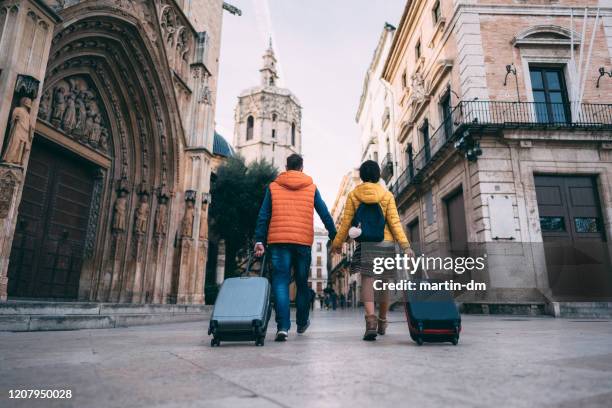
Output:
[356,24,395,122]
[382,2,612,83]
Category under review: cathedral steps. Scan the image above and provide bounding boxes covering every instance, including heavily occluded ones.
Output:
[0,301,211,332]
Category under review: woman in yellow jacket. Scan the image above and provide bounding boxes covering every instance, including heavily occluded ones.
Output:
[332,160,412,340]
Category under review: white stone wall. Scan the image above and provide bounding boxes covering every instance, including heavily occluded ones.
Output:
[356,25,399,184]
[309,230,329,294]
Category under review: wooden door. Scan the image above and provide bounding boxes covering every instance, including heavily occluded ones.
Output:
[445,189,470,286]
[446,189,468,251]
[535,175,611,299]
[7,138,97,299]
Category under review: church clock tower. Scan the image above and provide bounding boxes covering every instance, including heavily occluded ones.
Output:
[233,42,302,168]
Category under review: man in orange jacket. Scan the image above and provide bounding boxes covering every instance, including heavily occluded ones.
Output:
[254,154,336,341]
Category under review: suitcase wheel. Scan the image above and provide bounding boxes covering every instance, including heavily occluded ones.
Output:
[255,337,265,347]
[211,338,221,347]
[416,337,424,346]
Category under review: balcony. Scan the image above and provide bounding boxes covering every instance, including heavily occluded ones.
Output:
[380,153,394,183]
[391,101,612,199]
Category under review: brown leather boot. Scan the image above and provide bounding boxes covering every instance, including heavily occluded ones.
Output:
[363,315,378,341]
[377,318,388,335]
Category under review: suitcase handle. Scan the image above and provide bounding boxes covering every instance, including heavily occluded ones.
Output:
[243,251,267,278]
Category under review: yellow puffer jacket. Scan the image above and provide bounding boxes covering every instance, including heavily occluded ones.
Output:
[332,182,410,249]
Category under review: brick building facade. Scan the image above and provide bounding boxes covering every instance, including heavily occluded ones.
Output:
[381,0,612,313]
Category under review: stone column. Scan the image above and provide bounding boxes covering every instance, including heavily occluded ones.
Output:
[177,190,196,303]
[0,1,60,301]
[215,239,226,285]
[191,193,210,304]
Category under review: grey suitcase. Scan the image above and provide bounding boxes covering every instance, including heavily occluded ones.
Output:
[208,255,271,347]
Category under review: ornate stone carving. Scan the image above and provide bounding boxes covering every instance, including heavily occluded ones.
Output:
[40,76,111,154]
[2,97,33,166]
[160,5,177,48]
[50,87,65,125]
[38,90,51,121]
[84,169,104,258]
[14,75,40,99]
[134,184,150,235]
[154,197,168,236]
[199,84,211,105]
[0,171,18,219]
[159,1,193,72]
[410,72,427,105]
[112,188,129,233]
[180,191,196,238]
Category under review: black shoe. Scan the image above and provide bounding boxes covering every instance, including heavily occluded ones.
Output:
[297,320,310,334]
[275,330,288,342]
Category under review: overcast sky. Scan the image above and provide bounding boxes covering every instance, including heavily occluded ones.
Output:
[215,0,405,208]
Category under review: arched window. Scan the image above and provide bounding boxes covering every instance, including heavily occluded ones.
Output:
[291,122,296,146]
[246,115,254,141]
[272,113,277,122]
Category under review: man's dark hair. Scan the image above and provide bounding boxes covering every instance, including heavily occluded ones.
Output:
[359,160,381,183]
[286,154,303,170]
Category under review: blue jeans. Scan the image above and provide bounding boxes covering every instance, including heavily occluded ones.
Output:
[269,244,312,331]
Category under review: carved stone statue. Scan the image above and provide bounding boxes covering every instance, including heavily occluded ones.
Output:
[100,128,109,152]
[62,93,77,131]
[112,190,128,232]
[134,194,149,235]
[75,92,87,133]
[180,200,195,238]
[51,87,66,125]
[154,197,168,236]
[89,115,102,146]
[410,72,427,104]
[83,113,94,141]
[2,97,33,166]
[38,91,51,121]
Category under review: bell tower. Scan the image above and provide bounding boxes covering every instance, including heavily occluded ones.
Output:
[260,39,279,87]
[233,42,302,168]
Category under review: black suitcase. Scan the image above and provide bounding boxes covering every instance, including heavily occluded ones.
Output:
[208,254,272,347]
[404,279,461,346]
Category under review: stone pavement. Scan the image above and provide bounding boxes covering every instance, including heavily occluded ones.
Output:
[1,309,611,408]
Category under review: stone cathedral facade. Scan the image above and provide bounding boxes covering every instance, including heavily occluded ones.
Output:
[0,0,230,304]
[233,43,302,167]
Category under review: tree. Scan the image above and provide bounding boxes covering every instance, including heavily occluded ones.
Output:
[210,156,277,277]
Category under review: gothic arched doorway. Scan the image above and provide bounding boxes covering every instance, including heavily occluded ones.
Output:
[6,9,183,303]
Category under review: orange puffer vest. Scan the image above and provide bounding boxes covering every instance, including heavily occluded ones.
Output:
[267,171,316,246]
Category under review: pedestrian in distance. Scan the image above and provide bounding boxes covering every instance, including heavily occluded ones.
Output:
[309,287,316,311]
[254,154,336,342]
[331,289,338,311]
[332,160,414,341]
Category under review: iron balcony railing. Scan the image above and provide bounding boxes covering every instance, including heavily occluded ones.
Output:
[391,101,612,198]
[380,153,394,183]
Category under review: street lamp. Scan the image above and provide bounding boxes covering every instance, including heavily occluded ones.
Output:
[503,63,520,102]
[596,67,612,88]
